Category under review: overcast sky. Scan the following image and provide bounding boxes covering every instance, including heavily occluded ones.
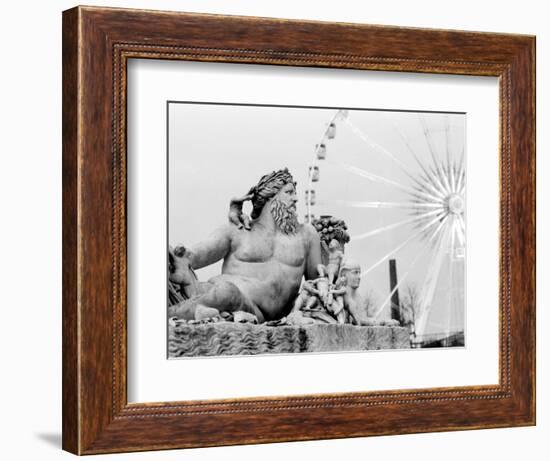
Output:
[168,103,465,335]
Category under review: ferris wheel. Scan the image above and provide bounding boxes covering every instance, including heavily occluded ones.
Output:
[304,108,466,340]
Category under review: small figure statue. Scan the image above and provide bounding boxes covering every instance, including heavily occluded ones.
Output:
[340,259,377,326]
[314,272,330,308]
[326,276,348,324]
[317,238,344,286]
[291,280,323,312]
[326,239,345,286]
[168,245,200,299]
[290,276,342,324]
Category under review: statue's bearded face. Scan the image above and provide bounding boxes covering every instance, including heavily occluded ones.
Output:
[270,183,299,235]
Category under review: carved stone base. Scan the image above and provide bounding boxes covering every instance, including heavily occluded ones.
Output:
[168,323,411,358]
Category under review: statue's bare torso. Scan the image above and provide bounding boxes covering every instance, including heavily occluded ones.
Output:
[210,223,316,321]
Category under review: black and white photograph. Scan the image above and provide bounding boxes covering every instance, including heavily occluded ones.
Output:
[167,102,466,357]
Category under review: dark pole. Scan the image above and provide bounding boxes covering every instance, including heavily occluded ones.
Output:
[389,259,401,323]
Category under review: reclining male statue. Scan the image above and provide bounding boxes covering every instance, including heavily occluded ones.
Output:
[169,168,323,323]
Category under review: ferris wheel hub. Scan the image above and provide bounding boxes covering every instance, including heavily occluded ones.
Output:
[446,193,464,215]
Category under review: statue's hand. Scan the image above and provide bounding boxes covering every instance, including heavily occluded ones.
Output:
[228,193,253,230]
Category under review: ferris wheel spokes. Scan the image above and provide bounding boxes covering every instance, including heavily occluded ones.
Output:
[455,214,466,248]
[371,228,442,319]
[386,113,451,200]
[416,222,453,336]
[419,114,453,194]
[445,115,463,197]
[445,212,459,338]
[344,116,451,198]
[331,160,445,205]
[351,207,445,242]
[420,114,462,203]
[360,209,448,279]
[343,117,411,173]
[320,200,444,210]
[369,208,451,319]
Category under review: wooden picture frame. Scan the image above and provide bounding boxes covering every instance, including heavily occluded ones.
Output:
[62,5,535,455]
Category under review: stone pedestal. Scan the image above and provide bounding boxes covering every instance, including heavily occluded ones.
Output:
[168,323,410,358]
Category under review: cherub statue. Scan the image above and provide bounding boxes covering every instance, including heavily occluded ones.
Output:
[314,272,330,307]
[168,245,200,299]
[317,239,344,286]
[291,280,322,312]
[340,259,377,326]
[326,276,348,324]
[290,272,349,325]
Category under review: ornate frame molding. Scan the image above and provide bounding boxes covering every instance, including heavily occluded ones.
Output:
[63,6,535,454]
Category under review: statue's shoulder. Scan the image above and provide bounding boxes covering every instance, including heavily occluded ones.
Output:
[301,222,321,243]
[223,221,262,242]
